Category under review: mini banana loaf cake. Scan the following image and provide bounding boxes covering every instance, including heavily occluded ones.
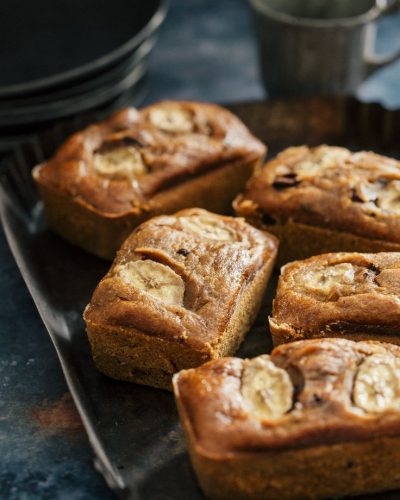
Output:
[33,100,265,259]
[234,145,400,264]
[173,338,400,500]
[270,252,400,346]
[84,208,278,390]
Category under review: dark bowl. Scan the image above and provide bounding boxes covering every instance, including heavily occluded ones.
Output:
[0,0,168,98]
[0,62,148,127]
[0,36,157,109]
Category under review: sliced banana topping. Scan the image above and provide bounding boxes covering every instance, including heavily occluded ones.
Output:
[180,216,236,242]
[293,148,350,180]
[353,354,400,413]
[241,356,293,420]
[149,107,194,134]
[303,263,355,297]
[355,182,381,203]
[377,180,400,213]
[117,260,185,306]
[315,146,350,166]
[93,146,147,179]
[295,160,324,180]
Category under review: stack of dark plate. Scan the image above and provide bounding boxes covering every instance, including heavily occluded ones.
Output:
[0,0,168,133]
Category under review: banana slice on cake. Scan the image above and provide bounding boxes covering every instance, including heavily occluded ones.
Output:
[377,180,400,213]
[241,356,293,420]
[315,146,351,166]
[94,146,147,179]
[116,260,185,306]
[295,160,322,180]
[302,263,355,297]
[353,354,400,413]
[354,181,381,203]
[149,107,194,134]
[294,147,350,179]
[180,216,236,242]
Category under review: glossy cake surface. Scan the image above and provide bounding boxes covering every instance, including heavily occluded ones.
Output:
[34,101,265,258]
[270,252,400,345]
[84,208,278,389]
[174,338,400,499]
[234,145,400,263]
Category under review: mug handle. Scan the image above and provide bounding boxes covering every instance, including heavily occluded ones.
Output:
[364,0,400,76]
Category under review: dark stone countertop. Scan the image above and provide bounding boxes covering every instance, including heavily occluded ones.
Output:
[1,0,399,498]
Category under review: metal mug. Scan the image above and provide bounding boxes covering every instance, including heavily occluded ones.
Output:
[248,0,400,96]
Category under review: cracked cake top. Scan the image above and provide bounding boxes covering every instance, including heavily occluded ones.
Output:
[34,101,266,216]
[235,145,400,243]
[84,208,278,355]
[270,252,400,340]
[173,338,400,456]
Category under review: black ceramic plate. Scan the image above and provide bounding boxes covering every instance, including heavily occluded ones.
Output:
[1,97,400,500]
[0,0,168,98]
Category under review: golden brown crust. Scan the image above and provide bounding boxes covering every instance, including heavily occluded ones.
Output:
[234,145,400,251]
[173,338,400,499]
[36,156,256,260]
[84,209,278,389]
[174,339,400,454]
[270,252,400,346]
[34,101,265,258]
[35,101,265,215]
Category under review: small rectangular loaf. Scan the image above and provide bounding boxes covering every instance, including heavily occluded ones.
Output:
[234,145,400,264]
[270,252,400,346]
[33,101,266,259]
[173,338,400,500]
[84,208,278,390]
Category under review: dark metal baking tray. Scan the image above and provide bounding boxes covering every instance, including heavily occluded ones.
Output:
[0,97,399,500]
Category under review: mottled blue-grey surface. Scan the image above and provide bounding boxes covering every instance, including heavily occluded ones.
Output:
[1,0,399,499]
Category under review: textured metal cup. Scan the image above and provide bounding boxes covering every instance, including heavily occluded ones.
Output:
[249,0,400,96]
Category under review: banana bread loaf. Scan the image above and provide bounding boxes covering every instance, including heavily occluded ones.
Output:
[270,252,400,346]
[234,145,400,264]
[173,338,400,499]
[84,208,278,390]
[34,101,266,259]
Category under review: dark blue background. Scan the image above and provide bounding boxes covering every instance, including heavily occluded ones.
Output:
[1,0,399,498]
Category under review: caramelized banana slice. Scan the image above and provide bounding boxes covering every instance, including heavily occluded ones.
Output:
[303,263,355,296]
[295,160,323,180]
[180,216,236,242]
[294,147,350,180]
[241,356,293,420]
[149,107,194,134]
[353,354,400,413]
[377,180,400,213]
[94,146,146,179]
[116,260,185,306]
[315,146,351,165]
